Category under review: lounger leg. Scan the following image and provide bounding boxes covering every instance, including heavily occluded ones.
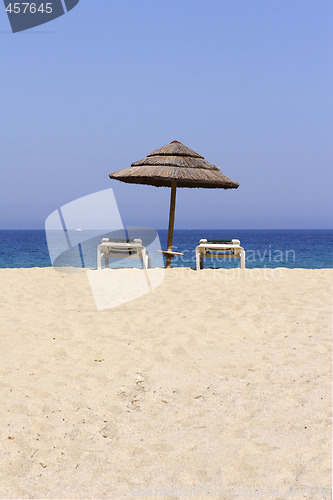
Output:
[200,254,204,270]
[141,249,147,270]
[196,250,204,270]
[104,256,109,269]
[240,249,245,269]
[97,248,102,270]
[196,250,200,271]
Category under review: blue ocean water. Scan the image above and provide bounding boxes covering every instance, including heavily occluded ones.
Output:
[0,229,332,269]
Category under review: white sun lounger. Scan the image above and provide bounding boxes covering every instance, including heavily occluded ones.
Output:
[97,238,149,270]
[195,239,246,270]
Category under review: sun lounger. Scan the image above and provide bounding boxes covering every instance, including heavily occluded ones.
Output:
[97,238,150,269]
[195,239,246,270]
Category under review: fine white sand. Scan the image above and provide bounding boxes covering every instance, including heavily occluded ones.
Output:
[0,267,331,499]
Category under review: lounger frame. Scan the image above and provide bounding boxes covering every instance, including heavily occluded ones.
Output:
[97,239,149,269]
[195,240,246,270]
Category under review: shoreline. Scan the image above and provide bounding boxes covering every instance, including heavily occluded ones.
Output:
[0,265,332,270]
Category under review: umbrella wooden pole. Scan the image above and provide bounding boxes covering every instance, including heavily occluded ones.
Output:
[166,181,177,268]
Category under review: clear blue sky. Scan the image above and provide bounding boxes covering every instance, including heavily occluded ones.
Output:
[1,0,332,229]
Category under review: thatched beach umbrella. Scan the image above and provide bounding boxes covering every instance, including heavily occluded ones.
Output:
[109,140,239,268]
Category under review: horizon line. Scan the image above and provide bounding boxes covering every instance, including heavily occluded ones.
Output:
[0,228,332,231]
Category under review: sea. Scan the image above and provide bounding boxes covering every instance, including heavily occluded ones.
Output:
[0,229,332,269]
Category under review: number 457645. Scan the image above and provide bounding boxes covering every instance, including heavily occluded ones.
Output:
[6,3,53,14]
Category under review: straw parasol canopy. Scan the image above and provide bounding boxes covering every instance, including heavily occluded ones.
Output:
[109,140,239,267]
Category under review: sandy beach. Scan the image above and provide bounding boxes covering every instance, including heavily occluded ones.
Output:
[0,267,331,499]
